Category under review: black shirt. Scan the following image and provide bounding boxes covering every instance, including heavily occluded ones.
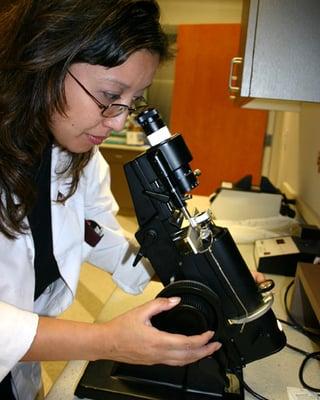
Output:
[28,143,61,300]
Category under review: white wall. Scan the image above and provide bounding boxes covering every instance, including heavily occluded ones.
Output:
[268,111,300,195]
[298,104,320,225]
[268,105,320,226]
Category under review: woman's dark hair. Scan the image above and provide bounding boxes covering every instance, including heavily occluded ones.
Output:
[0,0,171,238]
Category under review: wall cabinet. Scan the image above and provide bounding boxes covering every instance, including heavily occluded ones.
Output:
[99,144,147,215]
[229,0,320,102]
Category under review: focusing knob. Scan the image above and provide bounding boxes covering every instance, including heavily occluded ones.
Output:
[151,280,222,336]
[257,279,275,293]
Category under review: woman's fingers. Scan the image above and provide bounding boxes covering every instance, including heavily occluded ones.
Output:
[251,270,266,283]
[139,296,181,324]
[165,340,222,366]
[154,329,222,365]
[101,298,222,366]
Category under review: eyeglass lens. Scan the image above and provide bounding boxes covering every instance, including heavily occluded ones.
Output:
[101,97,147,118]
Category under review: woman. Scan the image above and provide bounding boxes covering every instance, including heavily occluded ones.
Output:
[0,1,222,398]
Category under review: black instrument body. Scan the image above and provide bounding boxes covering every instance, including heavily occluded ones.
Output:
[75,109,286,400]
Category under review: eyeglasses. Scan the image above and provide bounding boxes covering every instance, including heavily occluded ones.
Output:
[67,70,147,118]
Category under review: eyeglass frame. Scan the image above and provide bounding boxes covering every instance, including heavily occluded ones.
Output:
[67,70,147,118]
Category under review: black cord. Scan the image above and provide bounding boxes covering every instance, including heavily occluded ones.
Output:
[286,342,310,357]
[241,382,270,400]
[234,370,270,400]
[298,351,320,393]
[278,317,320,343]
[285,344,320,393]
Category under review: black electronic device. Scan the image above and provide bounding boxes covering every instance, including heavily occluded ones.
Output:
[255,235,320,276]
[75,108,286,400]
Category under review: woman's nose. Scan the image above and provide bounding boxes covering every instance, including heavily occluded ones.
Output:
[102,111,129,132]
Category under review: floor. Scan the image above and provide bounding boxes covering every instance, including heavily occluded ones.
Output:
[41,214,138,396]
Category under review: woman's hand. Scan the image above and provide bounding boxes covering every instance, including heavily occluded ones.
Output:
[100,297,222,366]
[22,297,221,365]
[251,270,266,284]
[22,273,266,365]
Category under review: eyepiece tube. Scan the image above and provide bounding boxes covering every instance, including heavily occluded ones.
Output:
[136,108,165,134]
[136,108,171,146]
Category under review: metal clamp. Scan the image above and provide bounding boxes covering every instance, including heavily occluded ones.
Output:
[228,293,274,325]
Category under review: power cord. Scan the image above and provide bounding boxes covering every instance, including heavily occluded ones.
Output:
[298,351,320,393]
[234,370,270,400]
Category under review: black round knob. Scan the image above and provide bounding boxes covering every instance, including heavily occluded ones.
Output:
[257,279,275,293]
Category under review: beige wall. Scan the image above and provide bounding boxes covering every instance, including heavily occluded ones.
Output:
[297,104,320,225]
[158,0,242,25]
[268,106,320,225]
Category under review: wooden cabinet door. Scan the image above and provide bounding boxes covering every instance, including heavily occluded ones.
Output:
[170,24,268,196]
[99,145,144,215]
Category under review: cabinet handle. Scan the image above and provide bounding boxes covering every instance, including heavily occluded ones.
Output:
[228,57,243,94]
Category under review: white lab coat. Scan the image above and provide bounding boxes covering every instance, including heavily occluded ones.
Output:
[0,145,153,399]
